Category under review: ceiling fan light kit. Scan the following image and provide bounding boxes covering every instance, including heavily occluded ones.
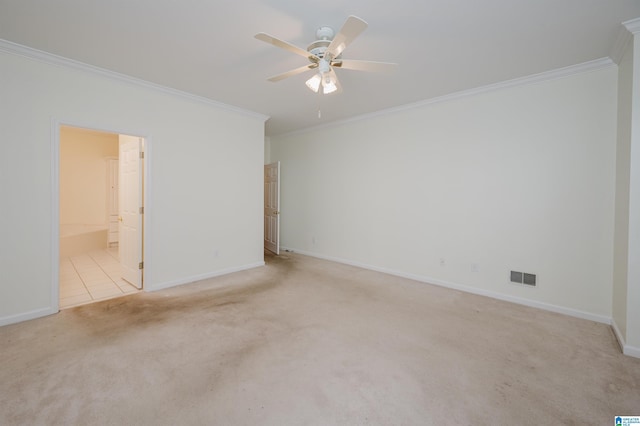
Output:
[321,75,337,94]
[305,58,338,94]
[255,15,396,97]
[305,74,322,92]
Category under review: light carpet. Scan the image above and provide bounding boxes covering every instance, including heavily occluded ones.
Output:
[1,251,639,425]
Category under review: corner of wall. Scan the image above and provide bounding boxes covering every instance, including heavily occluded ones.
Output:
[612,317,640,358]
[264,136,271,165]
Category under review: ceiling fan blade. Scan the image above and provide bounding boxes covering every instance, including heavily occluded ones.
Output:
[267,64,318,82]
[255,33,319,60]
[333,59,397,73]
[326,16,368,60]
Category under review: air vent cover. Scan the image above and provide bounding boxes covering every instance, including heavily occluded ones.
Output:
[523,273,537,286]
[510,270,537,287]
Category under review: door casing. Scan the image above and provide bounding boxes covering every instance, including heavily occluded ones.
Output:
[51,119,150,312]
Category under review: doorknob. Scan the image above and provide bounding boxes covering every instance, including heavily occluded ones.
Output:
[118,217,123,222]
[274,211,280,215]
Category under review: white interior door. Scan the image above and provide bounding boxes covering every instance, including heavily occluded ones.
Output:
[107,159,119,246]
[119,135,143,288]
[264,162,280,255]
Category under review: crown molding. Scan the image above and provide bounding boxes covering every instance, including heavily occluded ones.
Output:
[624,17,640,35]
[611,18,640,64]
[278,57,615,139]
[0,38,269,122]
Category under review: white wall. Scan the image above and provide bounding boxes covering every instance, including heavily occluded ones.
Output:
[613,39,633,343]
[628,37,640,353]
[264,136,271,165]
[613,32,640,355]
[270,66,617,321]
[0,45,267,325]
[60,126,118,226]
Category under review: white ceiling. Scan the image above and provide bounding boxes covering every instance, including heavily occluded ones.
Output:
[1,0,639,136]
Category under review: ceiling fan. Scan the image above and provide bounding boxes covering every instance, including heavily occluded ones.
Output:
[255,16,397,95]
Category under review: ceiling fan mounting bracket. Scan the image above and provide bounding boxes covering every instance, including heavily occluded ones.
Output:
[315,26,334,41]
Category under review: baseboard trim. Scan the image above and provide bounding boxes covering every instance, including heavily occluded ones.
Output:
[1,261,266,327]
[146,261,265,292]
[0,307,58,327]
[282,247,611,325]
[611,319,640,358]
[612,319,626,352]
[624,345,640,358]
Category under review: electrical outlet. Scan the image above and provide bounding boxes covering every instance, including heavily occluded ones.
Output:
[439,258,445,267]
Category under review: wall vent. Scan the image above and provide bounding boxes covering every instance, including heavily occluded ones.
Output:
[523,273,536,286]
[510,271,523,283]
[511,270,537,287]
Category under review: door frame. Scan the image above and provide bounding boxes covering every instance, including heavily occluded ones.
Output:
[51,118,151,312]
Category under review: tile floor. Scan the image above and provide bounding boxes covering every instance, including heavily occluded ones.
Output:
[59,248,140,309]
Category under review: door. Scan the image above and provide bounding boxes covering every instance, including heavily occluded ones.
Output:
[107,158,119,246]
[264,162,280,255]
[119,135,143,288]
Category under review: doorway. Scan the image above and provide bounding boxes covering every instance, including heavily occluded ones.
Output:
[58,125,145,309]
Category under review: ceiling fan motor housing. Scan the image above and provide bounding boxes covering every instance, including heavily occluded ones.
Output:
[307,26,335,60]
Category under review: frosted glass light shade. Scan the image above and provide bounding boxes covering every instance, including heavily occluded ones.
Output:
[322,78,337,94]
[305,74,321,93]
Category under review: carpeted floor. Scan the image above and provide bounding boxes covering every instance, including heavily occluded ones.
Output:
[1,251,639,425]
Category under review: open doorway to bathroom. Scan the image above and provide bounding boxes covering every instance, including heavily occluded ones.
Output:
[58,126,145,308]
